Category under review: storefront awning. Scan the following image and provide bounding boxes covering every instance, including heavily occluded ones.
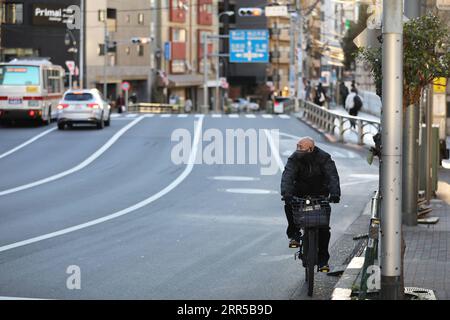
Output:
[168,74,204,88]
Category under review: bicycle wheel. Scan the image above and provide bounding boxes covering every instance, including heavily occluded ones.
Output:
[307,229,317,297]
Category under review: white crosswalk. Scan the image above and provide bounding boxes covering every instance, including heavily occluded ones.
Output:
[110,113,291,120]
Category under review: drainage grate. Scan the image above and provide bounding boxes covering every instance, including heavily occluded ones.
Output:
[404,287,437,300]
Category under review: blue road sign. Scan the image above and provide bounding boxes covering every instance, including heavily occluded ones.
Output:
[164,42,171,60]
[229,29,269,63]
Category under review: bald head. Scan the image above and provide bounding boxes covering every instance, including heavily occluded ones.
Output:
[297,137,315,152]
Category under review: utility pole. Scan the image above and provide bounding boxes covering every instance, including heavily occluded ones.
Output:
[380,0,404,300]
[203,33,209,113]
[79,0,84,89]
[425,85,433,203]
[296,0,304,102]
[402,0,421,226]
[103,12,109,101]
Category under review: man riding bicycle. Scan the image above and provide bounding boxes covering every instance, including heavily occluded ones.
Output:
[280,137,341,273]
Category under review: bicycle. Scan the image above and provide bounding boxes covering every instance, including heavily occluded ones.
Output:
[289,195,331,297]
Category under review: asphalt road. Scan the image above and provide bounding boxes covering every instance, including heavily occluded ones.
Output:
[0,113,378,299]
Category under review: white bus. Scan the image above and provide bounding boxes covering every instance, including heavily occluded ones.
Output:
[0,58,65,125]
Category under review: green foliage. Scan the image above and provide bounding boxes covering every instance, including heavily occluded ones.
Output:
[357,14,450,109]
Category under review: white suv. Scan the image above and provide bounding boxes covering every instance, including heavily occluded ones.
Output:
[57,89,111,130]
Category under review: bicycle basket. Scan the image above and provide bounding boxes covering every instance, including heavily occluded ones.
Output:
[291,200,330,228]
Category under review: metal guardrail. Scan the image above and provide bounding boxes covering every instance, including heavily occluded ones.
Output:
[299,100,381,146]
[358,190,381,300]
[127,103,181,114]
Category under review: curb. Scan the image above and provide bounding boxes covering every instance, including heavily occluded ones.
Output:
[330,199,373,300]
[331,256,365,300]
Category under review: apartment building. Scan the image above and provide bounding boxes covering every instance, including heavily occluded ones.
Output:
[85,0,153,102]
[155,0,219,108]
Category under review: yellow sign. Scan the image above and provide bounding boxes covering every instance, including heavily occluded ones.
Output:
[433,77,447,94]
[26,86,39,93]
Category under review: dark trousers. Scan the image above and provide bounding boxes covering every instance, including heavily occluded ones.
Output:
[349,107,359,128]
[284,204,331,266]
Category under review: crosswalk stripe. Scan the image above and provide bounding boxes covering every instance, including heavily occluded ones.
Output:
[211,114,222,118]
[278,115,290,119]
[160,114,171,118]
[262,114,273,119]
[110,114,120,118]
[228,114,239,118]
[178,114,188,118]
[245,114,256,118]
[126,114,138,118]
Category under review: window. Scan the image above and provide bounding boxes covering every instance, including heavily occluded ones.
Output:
[64,93,94,101]
[137,45,144,56]
[171,60,185,74]
[98,10,106,22]
[138,13,144,24]
[171,28,186,42]
[0,66,39,85]
[2,3,23,24]
[98,44,105,56]
[107,8,117,32]
[45,70,61,94]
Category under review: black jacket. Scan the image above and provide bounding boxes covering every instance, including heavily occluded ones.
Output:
[280,147,341,198]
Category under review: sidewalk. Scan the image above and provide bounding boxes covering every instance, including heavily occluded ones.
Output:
[330,165,450,300]
[403,168,450,299]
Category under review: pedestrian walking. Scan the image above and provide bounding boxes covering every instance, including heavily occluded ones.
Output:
[345,88,363,128]
[314,83,327,107]
[339,81,349,107]
[184,98,192,113]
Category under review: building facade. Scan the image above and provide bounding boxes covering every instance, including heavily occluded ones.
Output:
[0,0,81,87]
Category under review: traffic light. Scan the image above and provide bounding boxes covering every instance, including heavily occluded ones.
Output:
[238,7,263,17]
[345,19,351,30]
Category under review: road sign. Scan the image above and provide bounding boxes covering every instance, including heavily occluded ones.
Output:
[437,0,450,10]
[121,81,130,91]
[164,42,171,61]
[65,60,75,75]
[265,5,288,17]
[229,30,269,63]
[433,77,447,93]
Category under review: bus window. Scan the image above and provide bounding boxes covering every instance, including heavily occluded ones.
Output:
[0,66,40,85]
[47,70,61,93]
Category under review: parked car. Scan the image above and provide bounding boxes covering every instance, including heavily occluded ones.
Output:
[57,89,111,130]
[230,98,259,113]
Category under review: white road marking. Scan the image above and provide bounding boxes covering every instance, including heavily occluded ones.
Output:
[160,114,171,118]
[222,188,277,195]
[0,296,48,300]
[210,176,260,181]
[229,114,239,118]
[211,114,222,118]
[0,117,145,197]
[0,116,204,253]
[144,114,155,118]
[110,114,120,118]
[245,114,256,118]
[264,129,285,173]
[278,115,290,119]
[178,114,188,118]
[126,114,138,118]
[262,114,273,119]
[0,127,57,160]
